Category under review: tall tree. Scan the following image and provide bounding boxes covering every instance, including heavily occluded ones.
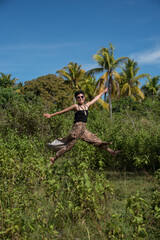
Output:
[86,43,128,118]
[141,75,160,97]
[0,73,18,88]
[21,74,73,109]
[120,59,149,101]
[56,62,85,88]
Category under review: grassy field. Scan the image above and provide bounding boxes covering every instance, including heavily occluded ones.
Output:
[1,149,159,240]
[38,170,158,240]
[59,171,158,240]
[0,97,160,239]
[0,130,159,239]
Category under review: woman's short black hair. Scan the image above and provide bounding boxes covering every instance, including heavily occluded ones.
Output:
[75,90,85,98]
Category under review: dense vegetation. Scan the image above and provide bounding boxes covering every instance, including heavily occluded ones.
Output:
[0,43,160,239]
[0,88,159,239]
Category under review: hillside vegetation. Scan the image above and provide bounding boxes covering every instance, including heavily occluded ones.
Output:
[0,86,160,239]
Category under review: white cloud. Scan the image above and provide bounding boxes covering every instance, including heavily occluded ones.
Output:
[130,47,160,65]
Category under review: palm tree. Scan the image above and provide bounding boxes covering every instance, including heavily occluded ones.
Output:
[56,62,85,88]
[79,74,109,109]
[0,73,18,88]
[141,76,160,97]
[86,43,128,118]
[120,59,150,101]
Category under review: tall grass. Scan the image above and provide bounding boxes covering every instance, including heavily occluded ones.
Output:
[0,96,160,239]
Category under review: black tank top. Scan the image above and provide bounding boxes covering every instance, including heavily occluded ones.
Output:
[74,105,88,123]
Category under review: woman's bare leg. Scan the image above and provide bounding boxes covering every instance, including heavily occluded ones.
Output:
[80,129,122,156]
[105,148,122,156]
[49,157,55,165]
[49,138,78,165]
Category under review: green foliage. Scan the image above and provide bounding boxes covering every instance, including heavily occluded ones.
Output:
[0,130,113,239]
[147,170,160,237]
[105,213,125,239]
[0,129,159,239]
[141,75,160,97]
[56,62,85,88]
[45,159,113,220]
[1,94,159,171]
[21,74,73,109]
[87,42,128,118]
[125,185,160,239]
[119,59,149,101]
[0,73,17,88]
[0,87,22,108]
[0,82,160,239]
[126,192,148,238]
[0,96,45,136]
[79,74,109,110]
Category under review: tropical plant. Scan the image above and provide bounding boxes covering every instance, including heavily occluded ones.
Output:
[79,74,109,109]
[21,74,73,108]
[86,43,128,118]
[141,75,160,97]
[126,192,148,238]
[56,62,85,88]
[0,73,18,88]
[120,59,149,101]
[0,87,22,108]
[79,75,97,100]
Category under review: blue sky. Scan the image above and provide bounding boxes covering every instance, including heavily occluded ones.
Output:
[0,0,160,86]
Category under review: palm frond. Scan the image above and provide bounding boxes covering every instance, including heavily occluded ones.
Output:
[86,68,103,76]
[93,54,104,67]
[109,42,114,54]
[152,76,160,87]
[114,57,129,67]
[113,70,121,83]
[134,74,150,82]
[97,98,109,110]
[56,70,71,81]
[103,52,110,69]
[131,95,136,101]
[98,72,108,81]
[133,86,145,99]
[97,72,108,90]
[121,83,130,96]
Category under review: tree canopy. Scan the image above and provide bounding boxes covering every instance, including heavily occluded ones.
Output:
[120,59,149,101]
[0,73,18,88]
[86,43,128,118]
[141,75,160,97]
[56,62,85,88]
[21,74,74,109]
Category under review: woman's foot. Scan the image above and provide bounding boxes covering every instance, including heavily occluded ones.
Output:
[49,157,55,165]
[106,142,113,145]
[111,150,122,156]
[101,142,113,149]
[107,148,122,156]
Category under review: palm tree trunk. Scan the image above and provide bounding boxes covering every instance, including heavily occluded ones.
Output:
[104,77,107,101]
[108,73,112,119]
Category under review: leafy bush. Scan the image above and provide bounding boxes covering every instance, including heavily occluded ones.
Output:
[0,130,113,239]
[0,90,160,239]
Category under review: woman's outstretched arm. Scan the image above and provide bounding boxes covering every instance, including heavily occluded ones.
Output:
[43,104,77,118]
[86,88,108,107]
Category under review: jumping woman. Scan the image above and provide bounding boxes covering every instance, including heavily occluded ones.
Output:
[43,88,121,165]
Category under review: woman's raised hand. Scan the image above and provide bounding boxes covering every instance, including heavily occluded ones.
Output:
[43,113,51,118]
[103,87,108,93]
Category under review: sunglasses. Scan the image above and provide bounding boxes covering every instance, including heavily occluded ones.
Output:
[77,95,84,100]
